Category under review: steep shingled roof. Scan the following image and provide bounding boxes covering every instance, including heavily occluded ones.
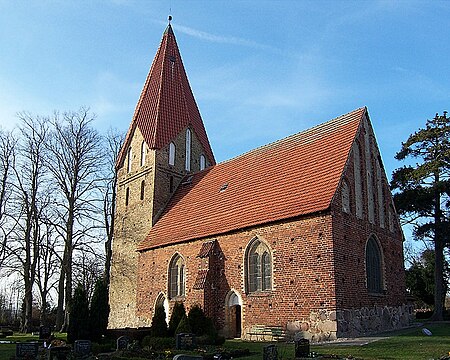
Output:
[138,107,366,251]
[117,24,215,168]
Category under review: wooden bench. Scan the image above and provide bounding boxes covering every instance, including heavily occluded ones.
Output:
[248,325,286,341]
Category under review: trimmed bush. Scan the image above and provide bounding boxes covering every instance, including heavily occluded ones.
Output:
[168,302,186,336]
[175,315,191,334]
[141,336,175,350]
[151,304,168,337]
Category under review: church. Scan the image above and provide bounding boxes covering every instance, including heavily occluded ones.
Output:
[108,23,411,341]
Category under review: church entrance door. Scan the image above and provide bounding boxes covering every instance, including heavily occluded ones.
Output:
[225,290,242,338]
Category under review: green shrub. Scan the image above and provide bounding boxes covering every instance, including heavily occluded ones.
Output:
[141,335,175,350]
[175,315,191,334]
[168,302,186,336]
[151,304,168,337]
[67,284,90,343]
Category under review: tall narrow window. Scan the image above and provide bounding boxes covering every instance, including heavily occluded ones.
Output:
[127,147,132,173]
[200,155,206,171]
[140,180,145,200]
[169,142,176,166]
[353,142,363,218]
[169,254,185,298]
[185,129,191,171]
[246,238,272,293]
[140,141,146,167]
[366,236,383,294]
[125,187,130,206]
[341,180,350,213]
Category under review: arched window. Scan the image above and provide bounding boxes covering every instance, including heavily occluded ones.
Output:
[140,180,145,200]
[169,142,176,166]
[169,254,185,299]
[155,293,169,324]
[341,180,350,213]
[246,238,272,293]
[127,147,132,173]
[125,187,130,206]
[140,141,146,167]
[353,142,363,218]
[185,129,191,171]
[366,236,383,294]
[200,155,206,171]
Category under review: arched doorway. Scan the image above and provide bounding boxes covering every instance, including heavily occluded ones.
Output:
[155,293,169,325]
[225,290,242,338]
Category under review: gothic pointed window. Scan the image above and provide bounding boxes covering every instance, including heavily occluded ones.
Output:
[366,236,383,294]
[341,180,350,213]
[140,141,146,167]
[185,129,191,171]
[169,142,176,166]
[246,238,272,293]
[127,147,132,173]
[169,254,185,299]
[200,155,206,171]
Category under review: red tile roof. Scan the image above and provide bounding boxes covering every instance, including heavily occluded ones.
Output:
[117,25,215,168]
[138,107,366,251]
[197,240,216,258]
[193,269,209,290]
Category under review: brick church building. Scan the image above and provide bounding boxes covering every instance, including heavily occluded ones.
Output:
[108,23,411,341]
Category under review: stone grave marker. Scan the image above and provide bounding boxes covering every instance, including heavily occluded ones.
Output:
[173,355,203,360]
[294,338,310,358]
[263,344,277,360]
[39,325,52,340]
[116,335,130,350]
[175,333,196,350]
[47,346,71,360]
[16,342,39,359]
[74,339,92,358]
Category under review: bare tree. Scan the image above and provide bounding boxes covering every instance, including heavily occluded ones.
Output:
[7,114,49,332]
[45,108,104,331]
[0,129,16,269]
[103,128,124,287]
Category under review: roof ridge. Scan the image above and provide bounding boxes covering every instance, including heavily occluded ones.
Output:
[218,107,366,166]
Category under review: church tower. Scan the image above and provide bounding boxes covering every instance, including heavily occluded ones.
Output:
[108,22,215,329]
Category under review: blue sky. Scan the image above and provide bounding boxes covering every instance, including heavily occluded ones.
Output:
[0,1,449,183]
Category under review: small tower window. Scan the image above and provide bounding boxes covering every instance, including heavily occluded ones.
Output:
[200,155,206,171]
[125,187,130,206]
[169,142,176,166]
[140,180,145,200]
[185,129,191,171]
[127,147,132,173]
[140,141,146,167]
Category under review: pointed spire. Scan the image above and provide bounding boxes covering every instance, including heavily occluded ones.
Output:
[118,22,215,168]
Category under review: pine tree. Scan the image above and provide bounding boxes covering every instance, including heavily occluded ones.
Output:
[89,278,110,342]
[67,284,90,343]
[391,111,450,320]
[175,315,191,335]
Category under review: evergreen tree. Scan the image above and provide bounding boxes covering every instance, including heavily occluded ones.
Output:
[187,304,208,336]
[175,315,191,335]
[67,284,90,343]
[151,304,168,337]
[168,301,186,336]
[391,111,450,320]
[89,278,110,342]
[406,250,437,306]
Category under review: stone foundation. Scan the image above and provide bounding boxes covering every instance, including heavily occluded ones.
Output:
[286,304,413,342]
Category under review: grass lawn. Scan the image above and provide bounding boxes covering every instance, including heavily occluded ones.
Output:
[0,324,448,360]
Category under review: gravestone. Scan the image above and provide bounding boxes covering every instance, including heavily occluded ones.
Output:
[295,338,310,358]
[74,339,92,358]
[16,342,39,359]
[48,346,71,360]
[175,333,196,350]
[173,355,203,360]
[39,325,52,340]
[263,344,277,360]
[116,335,130,350]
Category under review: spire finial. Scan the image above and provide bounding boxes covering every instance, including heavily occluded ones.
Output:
[168,15,172,24]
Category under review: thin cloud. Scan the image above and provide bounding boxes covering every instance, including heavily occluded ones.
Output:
[154,19,277,52]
